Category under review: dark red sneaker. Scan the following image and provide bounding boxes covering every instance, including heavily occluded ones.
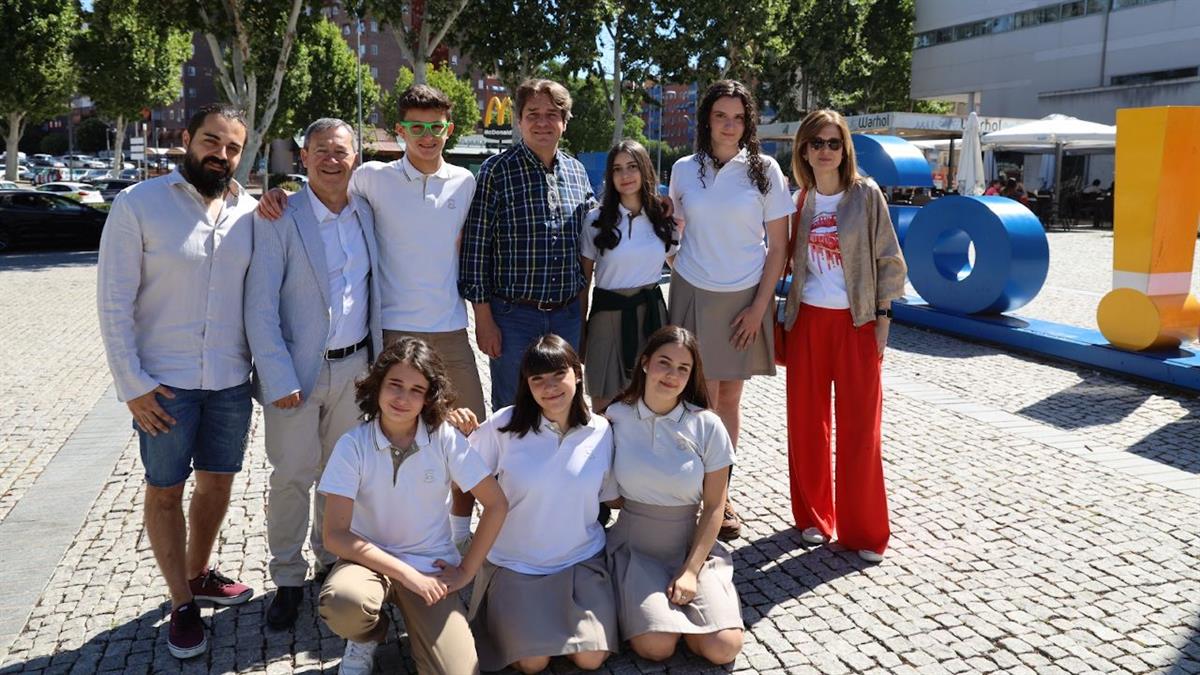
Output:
[168,601,207,659]
[189,568,254,606]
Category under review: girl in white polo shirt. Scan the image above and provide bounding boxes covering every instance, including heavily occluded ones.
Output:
[605,325,743,665]
[667,79,795,540]
[467,334,619,674]
[316,337,508,675]
[580,139,679,412]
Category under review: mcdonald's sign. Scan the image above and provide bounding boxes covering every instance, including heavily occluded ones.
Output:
[483,96,514,144]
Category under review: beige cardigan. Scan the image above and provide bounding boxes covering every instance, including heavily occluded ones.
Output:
[783,178,907,330]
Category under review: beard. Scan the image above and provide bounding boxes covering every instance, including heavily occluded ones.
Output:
[181,150,233,199]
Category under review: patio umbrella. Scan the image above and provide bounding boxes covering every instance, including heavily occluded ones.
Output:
[956,111,985,196]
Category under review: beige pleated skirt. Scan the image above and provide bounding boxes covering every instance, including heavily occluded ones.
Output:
[584,285,668,401]
[668,272,775,381]
[606,500,743,639]
[467,552,619,671]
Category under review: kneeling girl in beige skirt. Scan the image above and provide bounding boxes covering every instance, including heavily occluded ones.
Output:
[467,335,620,673]
[316,338,509,675]
[579,140,679,412]
[605,326,744,664]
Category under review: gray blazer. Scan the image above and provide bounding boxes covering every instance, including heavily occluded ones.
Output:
[245,187,383,404]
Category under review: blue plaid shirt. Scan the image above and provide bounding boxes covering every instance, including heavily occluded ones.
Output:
[458,142,596,304]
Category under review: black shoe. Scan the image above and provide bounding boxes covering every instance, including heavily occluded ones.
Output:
[313,564,334,586]
[266,586,304,630]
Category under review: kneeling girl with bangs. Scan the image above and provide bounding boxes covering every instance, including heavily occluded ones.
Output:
[467,334,619,673]
[316,337,508,675]
[604,325,744,664]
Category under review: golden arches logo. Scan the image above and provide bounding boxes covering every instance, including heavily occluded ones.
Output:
[485,96,513,127]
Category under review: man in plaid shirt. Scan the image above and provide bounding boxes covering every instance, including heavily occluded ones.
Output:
[459,79,596,409]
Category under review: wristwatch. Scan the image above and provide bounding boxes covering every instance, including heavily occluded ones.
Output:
[876,308,894,319]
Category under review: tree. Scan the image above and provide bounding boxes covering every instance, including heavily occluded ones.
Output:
[287,18,382,133]
[557,69,647,154]
[76,0,191,174]
[381,64,480,151]
[0,0,79,181]
[454,0,604,92]
[366,0,471,86]
[164,0,311,184]
[75,117,110,154]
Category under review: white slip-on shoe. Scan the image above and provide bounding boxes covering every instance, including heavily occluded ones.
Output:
[801,527,830,545]
[338,639,377,675]
[858,549,885,563]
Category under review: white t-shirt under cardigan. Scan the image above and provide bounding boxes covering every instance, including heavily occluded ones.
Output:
[800,190,850,309]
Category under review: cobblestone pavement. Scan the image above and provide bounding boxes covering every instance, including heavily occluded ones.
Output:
[1,231,1198,674]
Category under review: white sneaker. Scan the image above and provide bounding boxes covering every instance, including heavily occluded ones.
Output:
[801,527,829,544]
[339,639,377,675]
[858,549,885,563]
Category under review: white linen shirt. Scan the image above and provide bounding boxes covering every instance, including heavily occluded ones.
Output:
[97,170,256,402]
[578,204,678,290]
[305,189,371,349]
[317,418,492,574]
[349,156,475,332]
[669,150,795,292]
[469,407,617,575]
[607,399,735,506]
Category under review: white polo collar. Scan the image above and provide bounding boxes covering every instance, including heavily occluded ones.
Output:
[397,153,452,182]
[372,417,433,452]
[636,398,688,423]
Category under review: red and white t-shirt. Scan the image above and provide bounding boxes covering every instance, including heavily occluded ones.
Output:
[800,190,850,309]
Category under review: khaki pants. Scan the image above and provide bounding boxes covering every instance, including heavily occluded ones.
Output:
[264,350,367,586]
[384,328,487,419]
[319,561,480,675]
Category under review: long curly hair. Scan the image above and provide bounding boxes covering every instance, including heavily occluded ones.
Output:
[695,79,769,195]
[355,337,456,429]
[591,140,676,256]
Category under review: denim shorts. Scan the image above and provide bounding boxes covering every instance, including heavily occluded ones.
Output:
[136,381,253,488]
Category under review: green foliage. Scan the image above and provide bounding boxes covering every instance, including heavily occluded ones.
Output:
[75,117,110,154]
[382,64,480,151]
[557,70,648,154]
[289,19,382,131]
[76,0,191,124]
[365,0,473,85]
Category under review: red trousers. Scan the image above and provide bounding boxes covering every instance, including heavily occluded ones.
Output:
[785,304,890,554]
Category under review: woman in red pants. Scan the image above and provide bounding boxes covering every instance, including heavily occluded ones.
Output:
[780,110,907,562]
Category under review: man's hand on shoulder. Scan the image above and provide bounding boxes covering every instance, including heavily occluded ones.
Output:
[256,187,290,220]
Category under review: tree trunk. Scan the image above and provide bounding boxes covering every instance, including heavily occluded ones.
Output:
[112,114,126,177]
[5,112,23,182]
[610,28,624,146]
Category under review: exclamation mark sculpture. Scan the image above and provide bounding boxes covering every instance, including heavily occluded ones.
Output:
[1097,107,1200,351]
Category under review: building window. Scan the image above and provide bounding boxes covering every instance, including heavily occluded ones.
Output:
[370,66,379,78]
[331,5,338,15]
[370,111,379,124]
[187,87,196,98]
[371,21,378,32]
[451,55,458,66]
[186,65,196,76]
[370,44,378,55]
[1111,66,1199,86]
[342,24,350,36]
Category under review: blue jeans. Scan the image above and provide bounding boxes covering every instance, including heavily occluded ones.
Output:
[136,380,253,488]
[489,297,582,410]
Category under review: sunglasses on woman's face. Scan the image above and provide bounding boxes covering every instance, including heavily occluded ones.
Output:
[808,137,844,151]
[398,121,451,138]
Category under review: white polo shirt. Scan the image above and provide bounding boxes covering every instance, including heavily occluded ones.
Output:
[607,399,734,506]
[469,407,617,575]
[669,150,795,292]
[349,156,475,332]
[317,418,491,574]
[579,204,678,290]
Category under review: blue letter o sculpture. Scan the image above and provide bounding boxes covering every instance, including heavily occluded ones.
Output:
[904,196,1049,314]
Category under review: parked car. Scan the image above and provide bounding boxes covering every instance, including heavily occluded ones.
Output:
[285,173,309,185]
[32,167,69,184]
[15,166,33,181]
[36,181,104,204]
[0,181,17,190]
[86,178,138,202]
[31,157,65,168]
[0,189,108,252]
[118,168,141,180]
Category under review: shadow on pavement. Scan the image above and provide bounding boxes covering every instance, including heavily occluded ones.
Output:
[1125,405,1200,474]
[1164,612,1200,674]
[0,249,98,272]
[734,527,866,629]
[1016,375,1151,429]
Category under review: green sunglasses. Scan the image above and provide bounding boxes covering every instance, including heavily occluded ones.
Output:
[397,121,452,138]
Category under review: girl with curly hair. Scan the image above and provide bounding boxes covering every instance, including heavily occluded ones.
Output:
[315,337,508,675]
[667,79,795,540]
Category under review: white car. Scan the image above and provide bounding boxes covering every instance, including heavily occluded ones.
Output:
[36,181,104,204]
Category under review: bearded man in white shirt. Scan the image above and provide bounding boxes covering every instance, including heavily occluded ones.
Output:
[244,118,382,630]
[97,104,258,660]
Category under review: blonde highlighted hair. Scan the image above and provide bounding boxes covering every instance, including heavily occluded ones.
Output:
[791,109,859,191]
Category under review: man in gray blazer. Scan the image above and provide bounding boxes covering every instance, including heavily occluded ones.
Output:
[244,118,382,630]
